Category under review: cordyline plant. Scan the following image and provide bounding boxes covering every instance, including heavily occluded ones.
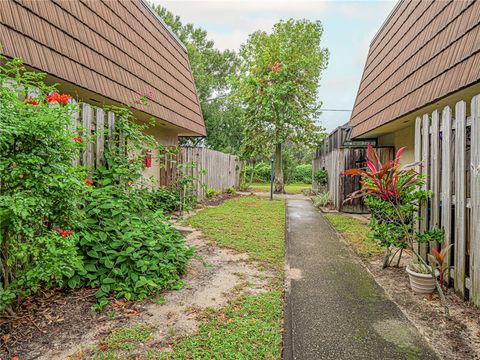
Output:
[343,144,451,318]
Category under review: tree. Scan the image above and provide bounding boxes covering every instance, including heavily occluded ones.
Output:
[236,19,328,193]
[153,5,244,154]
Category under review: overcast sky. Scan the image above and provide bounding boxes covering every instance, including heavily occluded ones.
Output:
[155,0,396,133]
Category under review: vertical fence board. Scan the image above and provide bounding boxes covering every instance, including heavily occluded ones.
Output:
[420,114,430,259]
[470,95,480,304]
[414,116,422,250]
[82,103,94,167]
[70,100,80,167]
[96,108,105,168]
[431,110,440,231]
[441,106,453,284]
[455,101,467,298]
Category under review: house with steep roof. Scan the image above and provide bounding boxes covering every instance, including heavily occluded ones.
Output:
[0,0,205,186]
[349,0,480,305]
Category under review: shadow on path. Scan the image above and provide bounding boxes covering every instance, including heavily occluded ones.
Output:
[283,199,438,360]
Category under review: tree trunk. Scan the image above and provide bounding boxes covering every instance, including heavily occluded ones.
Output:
[274,143,284,193]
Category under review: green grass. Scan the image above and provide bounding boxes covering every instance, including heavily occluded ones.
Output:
[250,182,310,194]
[87,195,286,360]
[324,213,383,257]
[185,195,285,268]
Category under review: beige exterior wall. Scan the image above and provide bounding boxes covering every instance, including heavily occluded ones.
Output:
[377,124,414,166]
[141,125,179,188]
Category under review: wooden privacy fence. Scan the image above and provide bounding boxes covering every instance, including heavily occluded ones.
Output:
[159,147,242,200]
[415,94,480,305]
[313,146,393,213]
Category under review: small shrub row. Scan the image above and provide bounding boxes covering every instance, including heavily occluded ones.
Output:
[245,162,313,184]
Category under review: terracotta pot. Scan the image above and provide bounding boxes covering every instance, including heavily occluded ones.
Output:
[406,266,436,295]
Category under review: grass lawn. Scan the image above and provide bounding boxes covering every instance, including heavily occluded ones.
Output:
[89,195,286,359]
[250,182,310,194]
[324,213,382,258]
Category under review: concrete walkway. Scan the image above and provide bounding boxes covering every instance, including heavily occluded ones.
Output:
[283,199,438,360]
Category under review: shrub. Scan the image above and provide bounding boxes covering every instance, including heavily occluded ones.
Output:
[0,58,86,313]
[77,108,192,308]
[313,168,328,187]
[294,164,312,184]
[225,186,236,194]
[313,192,330,208]
[205,188,216,199]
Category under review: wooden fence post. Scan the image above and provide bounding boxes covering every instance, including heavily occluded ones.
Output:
[96,108,105,168]
[470,95,480,305]
[454,100,467,298]
[82,103,94,167]
[441,106,453,284]
[420,114,430,259]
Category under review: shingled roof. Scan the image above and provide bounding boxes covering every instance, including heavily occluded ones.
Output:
[349,0,480,138]
[0,0,205,136]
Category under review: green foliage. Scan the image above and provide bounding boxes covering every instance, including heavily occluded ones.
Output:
[313,168,328,187]
[154,5,243,153]
[225,186,236,194]
[294,164,313,184]
[77,109,193,308]
[205,188,216,199]
[408,259,432,275]
[0,57,85,312]
[236,19,328,190]
[313,191,331,208]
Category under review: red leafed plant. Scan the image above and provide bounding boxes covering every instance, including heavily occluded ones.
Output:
[343,144,422,204]
[429,244,453,290]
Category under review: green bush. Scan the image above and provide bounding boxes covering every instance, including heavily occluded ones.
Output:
[225,186,236,194]
[313,168,328,187]
[294,164,312,184]
[0,58,86,313]
[205,188,216,199]
[78,110,193,308]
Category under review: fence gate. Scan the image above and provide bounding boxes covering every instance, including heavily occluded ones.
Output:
[415,94,480,306]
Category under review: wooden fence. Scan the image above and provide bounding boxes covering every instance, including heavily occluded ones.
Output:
[68,102,242,200]
[159,147,242,200]
[415,94,480,305]
[313,146,393,213]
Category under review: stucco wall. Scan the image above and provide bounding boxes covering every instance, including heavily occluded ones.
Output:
[377,124,414,165]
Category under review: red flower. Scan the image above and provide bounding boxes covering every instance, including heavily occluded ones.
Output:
[73,136,83,143]
[24,96,39,105]
[57,228,74,237]
[271,60,281,73]
[46,91,71,105]
[85,179,93,185]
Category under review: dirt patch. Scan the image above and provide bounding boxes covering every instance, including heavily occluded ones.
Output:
[346,244,480,360]
[1,225,273,359]
[202,192,239,207]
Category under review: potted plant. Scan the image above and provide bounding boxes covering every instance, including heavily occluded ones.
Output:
[406,259,436,295]
[343,145,450,318]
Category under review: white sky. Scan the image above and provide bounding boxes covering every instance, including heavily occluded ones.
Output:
[155,0,396,133]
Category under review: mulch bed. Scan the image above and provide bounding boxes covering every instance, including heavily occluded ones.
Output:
[201,192,239,207]
[0,288,143,359]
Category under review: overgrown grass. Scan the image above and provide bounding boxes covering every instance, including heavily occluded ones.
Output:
[250,182,310,194]
[324,213,382,257]
[185,195,285,268]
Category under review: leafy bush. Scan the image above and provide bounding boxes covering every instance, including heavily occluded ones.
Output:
[225,186,236,194]
[205,188,216,199]
[0,58,86,313]
[313,192,330,208]
[294,164,312,184]
[77,107,193,308]
[313,168,328,187]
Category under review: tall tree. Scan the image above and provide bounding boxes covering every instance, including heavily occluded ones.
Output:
[153,5,244,153]
[236,19,328,192]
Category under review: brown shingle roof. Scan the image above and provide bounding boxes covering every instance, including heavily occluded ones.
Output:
[0,0,205,136]
[349,0,480,138]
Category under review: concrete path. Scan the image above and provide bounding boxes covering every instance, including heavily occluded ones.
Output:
[283,199,438,360]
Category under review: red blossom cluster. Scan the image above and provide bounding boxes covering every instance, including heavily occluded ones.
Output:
[85,179,93,185]
[24,96,39,106]
[271,60,281,73]
[57,228,74,237]
[73,135,83,143]
[46,91,71,105]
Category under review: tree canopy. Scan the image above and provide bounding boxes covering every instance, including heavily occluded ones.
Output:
[236,19,329,192]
